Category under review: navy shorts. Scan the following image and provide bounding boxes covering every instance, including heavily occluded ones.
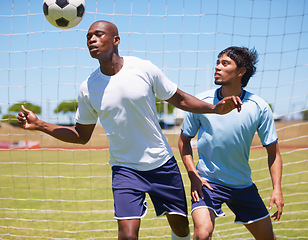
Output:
[191,182,269,224]
[112,157,188,220]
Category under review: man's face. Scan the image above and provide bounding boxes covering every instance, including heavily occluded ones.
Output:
[86,22,115,60]
[214,53,243,86]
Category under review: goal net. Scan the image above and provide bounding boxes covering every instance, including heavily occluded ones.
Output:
[0,0,307,239]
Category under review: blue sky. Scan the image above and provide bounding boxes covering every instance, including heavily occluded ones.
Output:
[0,0,307,123]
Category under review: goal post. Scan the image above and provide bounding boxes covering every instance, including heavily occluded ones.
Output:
[0,0,307,239]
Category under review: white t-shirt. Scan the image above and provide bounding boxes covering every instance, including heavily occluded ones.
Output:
[76,56,177,171]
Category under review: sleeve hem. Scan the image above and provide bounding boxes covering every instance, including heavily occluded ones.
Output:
[262,138,278,147]
[76,120,98,125]
[181,129,195,139]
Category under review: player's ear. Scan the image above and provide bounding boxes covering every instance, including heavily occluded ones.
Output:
[114,36,120,46]
[238,67,246,77]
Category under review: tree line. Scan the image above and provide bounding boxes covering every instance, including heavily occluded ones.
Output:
[1,101,78,126]
[1,98,177,126]
[3,100,306,125]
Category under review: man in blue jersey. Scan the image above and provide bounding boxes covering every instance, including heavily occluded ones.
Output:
[179,46,284,240]
[17,21,242,240]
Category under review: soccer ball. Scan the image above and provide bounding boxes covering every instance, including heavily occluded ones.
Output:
[43,0,85,29]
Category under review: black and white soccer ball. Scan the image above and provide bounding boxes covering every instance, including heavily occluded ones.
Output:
[43,0,85,29]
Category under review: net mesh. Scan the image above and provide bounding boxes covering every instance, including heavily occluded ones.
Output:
[0,0,307,239]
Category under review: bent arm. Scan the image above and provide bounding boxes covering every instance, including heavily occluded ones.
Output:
[178,131,213,202]
[37,122,95,144]
[266,141,284,221]
[17,105,95,144]
[166,88,242,114]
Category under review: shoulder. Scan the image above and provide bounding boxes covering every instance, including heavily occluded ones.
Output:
[243,91,274,120]
[243,91,269,110]
[79,67,101,93]
[84,67,102,84]
[87,67,101,79]
[124,56,160,72]
[124,56,152,67]
[195,89,217,101]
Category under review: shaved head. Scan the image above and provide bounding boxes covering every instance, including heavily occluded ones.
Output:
[89,20,119,38]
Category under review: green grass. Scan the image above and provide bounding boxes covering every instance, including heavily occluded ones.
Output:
[0,148,307,239]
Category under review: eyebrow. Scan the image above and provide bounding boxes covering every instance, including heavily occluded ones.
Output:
[87,30,105,37]
[217,58,231,63]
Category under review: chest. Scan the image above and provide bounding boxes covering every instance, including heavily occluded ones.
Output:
[200,101,262,136]
[89,69,153,113]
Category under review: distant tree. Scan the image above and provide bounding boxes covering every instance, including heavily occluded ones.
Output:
[268,103,273,112]
[3,102,41,126]
[9,102,41,114]
[155,97,174,115]
[54,100,78,125]
[302,110,308,121]
[1,114,18,125]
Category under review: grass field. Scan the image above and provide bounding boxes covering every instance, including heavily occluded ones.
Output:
[0,122,307,239]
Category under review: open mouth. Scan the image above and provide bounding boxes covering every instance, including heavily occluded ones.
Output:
[214,73,221,78]
[89,46,98,51]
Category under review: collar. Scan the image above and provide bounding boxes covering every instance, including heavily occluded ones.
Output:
[216,87,246,101]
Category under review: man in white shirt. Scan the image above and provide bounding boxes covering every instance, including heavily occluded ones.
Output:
[18,21,242,240]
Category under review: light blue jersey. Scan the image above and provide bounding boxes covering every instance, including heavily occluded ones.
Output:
[181,88,278,188]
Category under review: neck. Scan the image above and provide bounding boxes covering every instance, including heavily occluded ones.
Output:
[99,54,123,76]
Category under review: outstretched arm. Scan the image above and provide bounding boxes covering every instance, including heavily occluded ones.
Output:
[17,105,96,144]
[266,141,284,221]
[178,131,213,202]
[167,88,242,115]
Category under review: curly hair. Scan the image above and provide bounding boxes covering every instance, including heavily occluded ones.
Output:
[217,46,258,87]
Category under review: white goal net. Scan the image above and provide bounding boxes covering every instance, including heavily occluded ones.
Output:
[0,0,307,239]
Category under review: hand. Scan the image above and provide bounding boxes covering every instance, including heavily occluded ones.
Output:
[189,173,213,203]
[214,96,242,114]
[17,105,40,130]
[268,188,284,221]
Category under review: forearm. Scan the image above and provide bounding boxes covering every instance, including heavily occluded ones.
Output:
[18,105,93,144]
[179,132,213,197]
[167,89,215,114]
[269,153,283,191]
[35,120,87,144]
[183,155,200,182]
[167,88,241,114]
[178,133,200,177]
[266,142,282,190]
[266,142,284,219]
